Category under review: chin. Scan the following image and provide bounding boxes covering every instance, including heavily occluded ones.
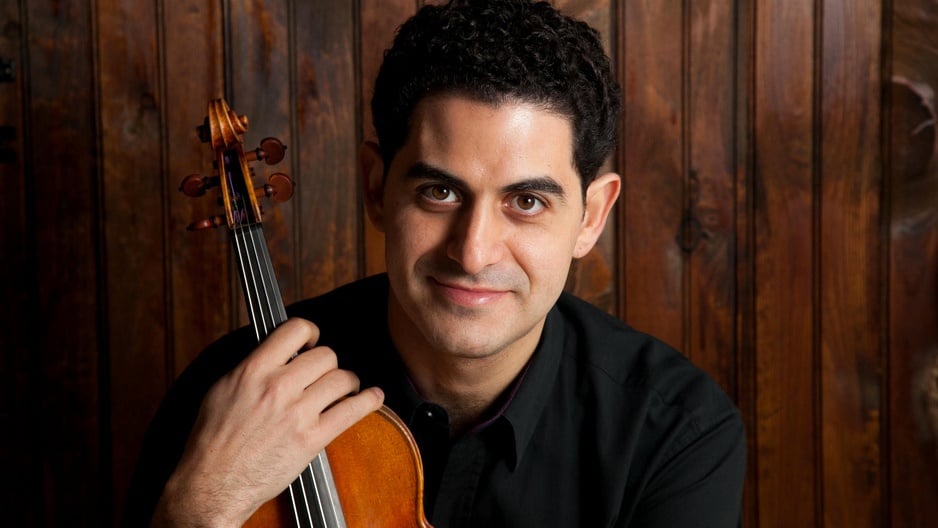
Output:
[419,319,506,359]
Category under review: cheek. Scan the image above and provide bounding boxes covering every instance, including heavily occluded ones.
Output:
[385,208,442,263]
[511,225,579,282]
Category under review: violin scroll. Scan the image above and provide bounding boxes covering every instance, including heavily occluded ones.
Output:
[180,99,293,231]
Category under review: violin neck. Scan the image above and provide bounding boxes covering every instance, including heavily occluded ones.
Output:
[232,224,288,340]
[232,223,349,528]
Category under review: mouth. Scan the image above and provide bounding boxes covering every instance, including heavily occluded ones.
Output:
[429,277,510,307]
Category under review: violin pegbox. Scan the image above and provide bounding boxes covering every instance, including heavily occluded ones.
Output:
[179,98,293,231]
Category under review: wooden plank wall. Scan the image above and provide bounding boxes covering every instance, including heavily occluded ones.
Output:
[0,0,935,526]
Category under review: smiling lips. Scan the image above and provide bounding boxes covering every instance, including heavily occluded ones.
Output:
[430,277,510,307]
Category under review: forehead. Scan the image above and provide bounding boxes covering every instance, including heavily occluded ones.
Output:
[395,95,578,189]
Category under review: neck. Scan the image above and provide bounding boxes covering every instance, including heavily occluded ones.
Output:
[387,296,542,436]
[408,353,525,436]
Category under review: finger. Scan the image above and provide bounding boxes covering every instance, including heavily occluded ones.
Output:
[277,345,340,391]
[301,368,364,412]
[251,318,320,368]
[311,386,385,443]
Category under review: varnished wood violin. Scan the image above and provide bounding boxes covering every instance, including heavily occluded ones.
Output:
[180,98,433,528]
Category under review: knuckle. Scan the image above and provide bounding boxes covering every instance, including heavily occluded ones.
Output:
[285,317,319,340]
[331,369,361,394]
[304,346,338,369]
[238,351,269,382]
[258,377,290,408]
[313,370,360,410]
[366,387,384,407]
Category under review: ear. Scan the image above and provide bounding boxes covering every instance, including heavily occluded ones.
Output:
[359,141,387,232]
[573,172,621,258]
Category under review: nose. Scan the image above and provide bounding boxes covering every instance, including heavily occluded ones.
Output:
[446,202,506,275]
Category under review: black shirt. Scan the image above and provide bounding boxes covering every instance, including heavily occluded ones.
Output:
[123,274,746,527]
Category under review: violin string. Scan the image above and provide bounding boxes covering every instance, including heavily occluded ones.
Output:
[244,225,274,336]
[254,227,288,323]
[296,466,317,526]
[239,226,308,527]
[225,150,334,526]
[244,223,323,527]
[310,456,329,528]
[233,223,307,526]
[287,482,303,527]
[248,224,320,526]
[234,224,263,343]
[225,157,264,341]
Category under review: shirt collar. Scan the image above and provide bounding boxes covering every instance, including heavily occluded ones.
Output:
[498,303,565,470]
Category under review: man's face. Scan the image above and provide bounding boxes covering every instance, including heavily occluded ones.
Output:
[363,96,618,363]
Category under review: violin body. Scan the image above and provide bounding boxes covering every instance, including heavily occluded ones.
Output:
[246,407,432,528]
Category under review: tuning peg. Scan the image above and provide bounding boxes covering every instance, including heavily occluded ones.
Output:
[246,137,287,165]
[186,215,226,231]
[255,172,294,203]
[179,173,220,197]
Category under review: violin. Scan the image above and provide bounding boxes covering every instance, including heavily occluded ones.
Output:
[180,98,432,528]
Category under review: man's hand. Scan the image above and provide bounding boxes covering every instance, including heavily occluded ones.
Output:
[151,318,385,527]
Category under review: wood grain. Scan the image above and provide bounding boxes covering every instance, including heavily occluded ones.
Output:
[752,0,818,525]
[887,35,938,528]
[96,0,165,524]
[819,0,885,525]
[326,407,432,528]
[734,0,758,523]
[619,0,684,348]
[294,0,361,298]
[0,1,35,525]
[230,0,296,313]
[164,0,228,375]
[27,0,101,524]
[687,0,739,396]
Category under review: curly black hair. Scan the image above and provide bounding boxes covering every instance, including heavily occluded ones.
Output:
[371,0,621,194]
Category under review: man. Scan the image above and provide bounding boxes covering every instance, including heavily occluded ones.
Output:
[124,0,746,526]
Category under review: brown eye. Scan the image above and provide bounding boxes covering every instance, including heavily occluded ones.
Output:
[510,193,545,214]
[517,195,538,210]
[420,184,458,203]
[430,186,451,200]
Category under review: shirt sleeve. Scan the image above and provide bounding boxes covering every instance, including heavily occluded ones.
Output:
[120,329,252,527]
[625,409,747,528]
[119,379,202,527]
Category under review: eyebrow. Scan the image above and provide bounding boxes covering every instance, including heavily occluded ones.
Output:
[404,161,568,204]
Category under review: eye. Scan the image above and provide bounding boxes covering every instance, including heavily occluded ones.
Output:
[420,184,459,203]
[509,193,546,214]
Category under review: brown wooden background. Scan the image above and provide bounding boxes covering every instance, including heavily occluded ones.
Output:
[1,0,936,526]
